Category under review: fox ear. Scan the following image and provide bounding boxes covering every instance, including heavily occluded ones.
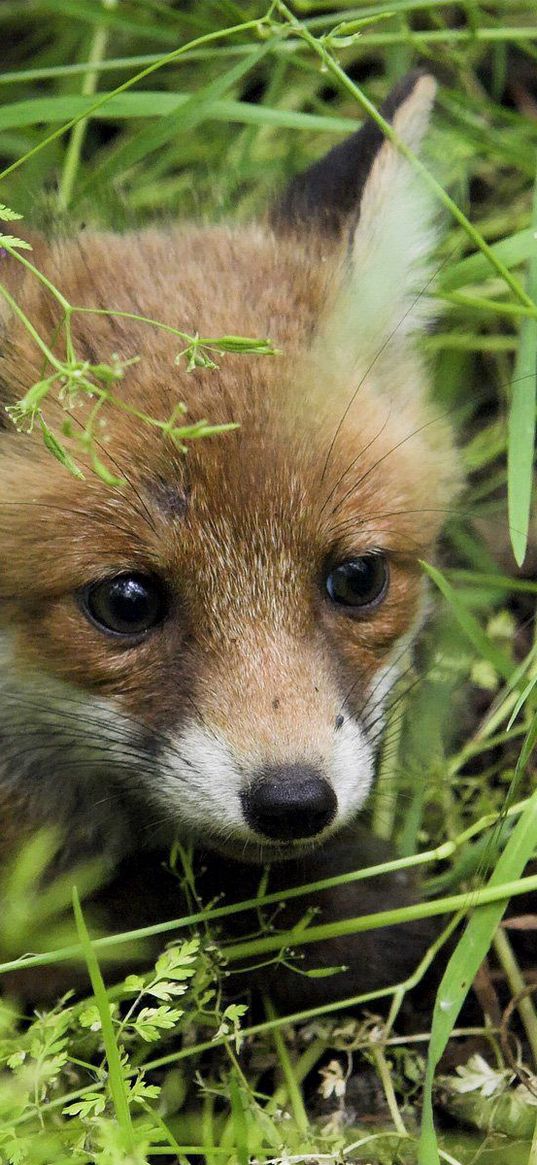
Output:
[273,72,438,370]
[271,71,433,239]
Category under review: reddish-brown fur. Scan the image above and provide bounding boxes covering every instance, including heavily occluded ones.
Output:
[0,75,461,1002]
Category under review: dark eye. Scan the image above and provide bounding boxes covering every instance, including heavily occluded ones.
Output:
[82,573,167,637]
[325,555,388,610]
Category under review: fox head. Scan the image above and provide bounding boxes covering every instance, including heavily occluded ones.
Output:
[0,73,460,868]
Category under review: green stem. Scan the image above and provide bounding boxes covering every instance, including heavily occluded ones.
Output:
[370,1044,408,1137]
[0,282,65,372]
[0,801,530,979]
[222,873,537,964]
[263,995,309,1134]
[59,0,118,208]
[72,887,136,1153]
[493,926,537,1068]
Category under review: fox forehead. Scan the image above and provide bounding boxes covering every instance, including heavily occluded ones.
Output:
[0,218,450,585]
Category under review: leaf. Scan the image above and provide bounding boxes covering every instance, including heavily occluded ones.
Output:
[418,782,537,1164]
[0,91,355,136]
[39,417,85,480]
[123,974,145,993]
[508,164,537,566]
[421,561,513,681]
[147,980,188,1002]
[78,1005,102,1032]
[0,204,23,221]
[132,1006,182,1042]
[213,1003,248,1053]
[63,1092,106,1118]
[155,938,199,980]
[507,673,537,729]
[0,234,32,250]
[440,227,537,291]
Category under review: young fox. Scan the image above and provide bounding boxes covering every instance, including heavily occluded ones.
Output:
[0,73,460,1003]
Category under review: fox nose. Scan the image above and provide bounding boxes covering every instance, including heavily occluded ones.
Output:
[241,766,337,841]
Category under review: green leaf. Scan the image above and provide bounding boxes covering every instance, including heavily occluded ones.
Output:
[0,204,23,221]
[420,561,513,682]
[147,980,188,1001]
[0,91,355,136]
[63,1093,106,1118]
[0,233,31,250]
[440,227,537,292]
[508,164,537,566]
[155,938,199,979]
[133,1006,182,1042]
[418,781,537,1164]
[38,417,85,480]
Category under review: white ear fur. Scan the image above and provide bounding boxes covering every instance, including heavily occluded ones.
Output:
[317,75,438,376]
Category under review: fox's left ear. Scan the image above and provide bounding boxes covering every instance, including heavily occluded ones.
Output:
[272,71,438,365]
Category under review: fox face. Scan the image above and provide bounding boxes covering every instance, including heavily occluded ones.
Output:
[0,74,460,869]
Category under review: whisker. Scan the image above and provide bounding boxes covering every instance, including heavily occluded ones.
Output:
[330,408,456,519]
[318,409,392,518]
[319,246,456,486]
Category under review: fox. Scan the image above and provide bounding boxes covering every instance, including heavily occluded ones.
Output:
[0,72,460,1007]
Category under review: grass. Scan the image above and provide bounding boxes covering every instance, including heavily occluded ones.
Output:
[0,1,536,1163]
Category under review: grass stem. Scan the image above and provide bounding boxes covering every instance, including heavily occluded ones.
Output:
[59,0,118,208]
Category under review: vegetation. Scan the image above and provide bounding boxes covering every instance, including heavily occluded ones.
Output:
[0,1,536,1162]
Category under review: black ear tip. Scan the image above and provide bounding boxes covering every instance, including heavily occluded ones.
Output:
[270,69,437,237]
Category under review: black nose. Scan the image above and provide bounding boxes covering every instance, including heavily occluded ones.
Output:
[241,766,337,841]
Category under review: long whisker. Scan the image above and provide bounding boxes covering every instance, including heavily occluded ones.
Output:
[319,247,456,486]
[318,409,392,518]
[330,407,457,519]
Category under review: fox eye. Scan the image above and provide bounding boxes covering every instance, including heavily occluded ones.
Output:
[82,573,167,637]
[325,555,388,610]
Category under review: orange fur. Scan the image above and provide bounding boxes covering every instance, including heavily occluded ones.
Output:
[0,76,462,1000]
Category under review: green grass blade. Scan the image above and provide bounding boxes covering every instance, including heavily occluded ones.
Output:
[0,91,356,134]
[74,40,277,199]
[228,1072,249,1165]
[440,228,537,292]
[71,886,136,1155]
[418,778,537,1165]
[421,561,514,681]
[508,165,537,566]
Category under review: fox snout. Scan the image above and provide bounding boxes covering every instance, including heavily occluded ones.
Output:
[241,766,337,841]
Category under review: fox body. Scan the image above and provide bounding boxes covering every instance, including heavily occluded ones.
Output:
[0,75,459,1001]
